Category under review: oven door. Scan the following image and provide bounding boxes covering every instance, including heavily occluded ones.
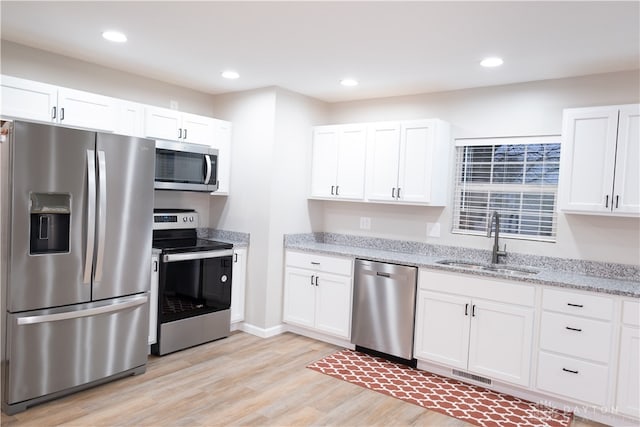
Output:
[154,140,218,192]
[160,250,233,323]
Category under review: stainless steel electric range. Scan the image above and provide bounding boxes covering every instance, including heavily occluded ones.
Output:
[151,209,233,356]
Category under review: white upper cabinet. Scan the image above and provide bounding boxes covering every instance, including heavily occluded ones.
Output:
[1,75,117,132]
[310,124,367,200]
[56,87,117,132]
[559,104,640,216]
[366,119,451,205]
[144,105,215,145]
[1,75,58,123]
[116,100,144,137]
[212,119,232,195]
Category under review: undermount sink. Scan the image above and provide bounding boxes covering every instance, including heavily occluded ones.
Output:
[436,260,539,277]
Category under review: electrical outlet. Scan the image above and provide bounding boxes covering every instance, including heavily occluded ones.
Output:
[360,217,371,230]
[170,100,179,110]
[427,222,441,238]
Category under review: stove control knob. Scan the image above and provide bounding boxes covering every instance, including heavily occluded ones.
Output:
[221,275,228,283]
[189,216,194,222]
[182,217,187,222]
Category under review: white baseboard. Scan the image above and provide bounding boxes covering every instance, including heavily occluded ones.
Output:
[235,322,286,338]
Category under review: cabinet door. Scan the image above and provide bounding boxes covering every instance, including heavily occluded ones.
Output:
[116,100,144,137]
[314,272,352,339]
[181,112,215,145]
[213,119,232,194]
[616,326,640,418]
[282,267,316,329]
[397,120,436,203]
[413,290,470,369]
[0,75,57,123]
[144,106,182,140]
[335,125,367,200]
[366,122,401,202]
[230,249,247,323]
[57,88,117,132]
[612,105,640,215]
[310,126,339,198]
[558,107,619,213]
[149,254,159,345]
[468,300,533,386]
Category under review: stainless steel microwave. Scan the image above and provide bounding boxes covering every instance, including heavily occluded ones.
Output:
[154,140,218,192]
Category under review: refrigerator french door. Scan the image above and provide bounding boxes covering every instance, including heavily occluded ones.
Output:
[1,121,155,414]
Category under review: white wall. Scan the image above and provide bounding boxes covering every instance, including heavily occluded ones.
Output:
[320,70,640,265]
[208,87,327,329]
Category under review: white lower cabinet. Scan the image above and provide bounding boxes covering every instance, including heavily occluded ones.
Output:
[616,300,640,419]
[230,248,247,323]
[414,269,534,387]
[283,250,353,340]
[149,252,159,346]
[536,288,615,407]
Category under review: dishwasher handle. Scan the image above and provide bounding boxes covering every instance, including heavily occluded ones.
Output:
[376,272,391,278]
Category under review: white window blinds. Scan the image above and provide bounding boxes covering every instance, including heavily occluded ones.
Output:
[452,136,561,242]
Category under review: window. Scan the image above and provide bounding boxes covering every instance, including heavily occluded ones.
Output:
[452,136,561,242]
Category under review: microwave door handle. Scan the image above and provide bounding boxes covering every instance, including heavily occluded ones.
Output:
[204,154,212,184]
[84,150,97,285]
[95,150,107,282]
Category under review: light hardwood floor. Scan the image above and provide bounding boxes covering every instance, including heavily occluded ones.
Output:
[2,332,607,426]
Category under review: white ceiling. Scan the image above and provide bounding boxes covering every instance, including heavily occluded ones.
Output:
[1,1,638,103]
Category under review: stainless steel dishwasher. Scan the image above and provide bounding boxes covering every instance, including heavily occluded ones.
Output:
[351,259,418,365]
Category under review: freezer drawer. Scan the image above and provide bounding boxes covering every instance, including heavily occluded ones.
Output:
[4,294,149,409]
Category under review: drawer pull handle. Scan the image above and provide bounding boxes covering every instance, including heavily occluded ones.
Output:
[565,326,582,332]
[562,368,579,374]
[464,303,469,316]
[567,303,583,308]
[310,261,320,265]
[310,275,314,286]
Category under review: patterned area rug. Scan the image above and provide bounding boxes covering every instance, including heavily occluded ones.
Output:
[307,349,573,427]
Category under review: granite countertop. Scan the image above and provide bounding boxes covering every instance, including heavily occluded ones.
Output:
[284,233,640,298]
[198,229,250,248]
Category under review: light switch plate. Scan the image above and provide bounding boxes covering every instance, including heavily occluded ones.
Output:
[360,217,371,230]
[427,222,441,238]
[170,100,179,110]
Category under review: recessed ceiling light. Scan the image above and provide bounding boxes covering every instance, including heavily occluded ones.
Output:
[221,70,240,80]
[480,57,504,68]
[340,78,358,87]
[102,30,127,43]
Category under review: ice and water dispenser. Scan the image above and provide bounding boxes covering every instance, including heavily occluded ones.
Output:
[29,193,70,254]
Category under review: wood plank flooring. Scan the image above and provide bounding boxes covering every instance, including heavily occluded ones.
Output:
[2,331,606,426]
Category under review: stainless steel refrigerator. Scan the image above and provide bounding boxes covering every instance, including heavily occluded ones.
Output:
[1,120,155,414]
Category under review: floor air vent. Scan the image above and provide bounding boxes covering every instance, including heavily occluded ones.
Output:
[452,369,492,385]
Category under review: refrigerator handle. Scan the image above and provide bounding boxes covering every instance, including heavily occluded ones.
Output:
[95,150,107,282]
[204,154,212,184]
[16,295,148,325]
[84,150,97,285]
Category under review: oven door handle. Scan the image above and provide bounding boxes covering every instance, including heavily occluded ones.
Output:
[163,249,233,263]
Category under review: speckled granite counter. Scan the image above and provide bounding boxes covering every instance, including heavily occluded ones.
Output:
[197,229,250,248]
[284,233,640,298]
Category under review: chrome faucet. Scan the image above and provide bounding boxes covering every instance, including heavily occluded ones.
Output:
[487,211,507,264]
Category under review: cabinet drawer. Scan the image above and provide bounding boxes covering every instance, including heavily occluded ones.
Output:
[542,288,614,320]
[419,269,535,306]
[537,351,609,406]
[286,251,352,276]
[623,300,640,326]
[539,312,613,363]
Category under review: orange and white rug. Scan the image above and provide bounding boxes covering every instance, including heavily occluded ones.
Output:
[307,349,572,427]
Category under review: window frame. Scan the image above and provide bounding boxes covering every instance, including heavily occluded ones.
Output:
[451,135,561,243]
